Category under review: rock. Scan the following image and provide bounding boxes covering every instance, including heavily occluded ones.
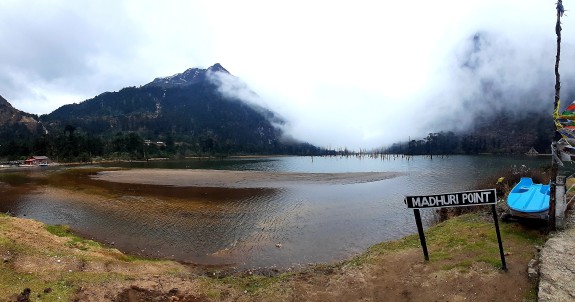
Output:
[528,259,539,281]
[538,209,575,301]
[16,288,31,302]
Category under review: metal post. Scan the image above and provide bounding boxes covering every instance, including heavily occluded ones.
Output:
[413,209,429,261]
[491,204,507,271]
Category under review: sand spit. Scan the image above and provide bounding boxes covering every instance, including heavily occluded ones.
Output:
[92,169,404,188]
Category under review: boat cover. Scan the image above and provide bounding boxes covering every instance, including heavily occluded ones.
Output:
[507,177,550,213]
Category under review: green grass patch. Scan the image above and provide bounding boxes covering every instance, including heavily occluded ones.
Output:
[441,259,473,271]
[358,213,544,269]
[45,224,76,238]
[0,221,132,300]
[45,224,103,251]
[212,212,545,296]
[500,222,546,245]
[0,270,77,301]
[44,224,158,263]
[0,266,129,301]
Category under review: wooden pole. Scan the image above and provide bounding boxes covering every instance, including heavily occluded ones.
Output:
[550,0,564,231]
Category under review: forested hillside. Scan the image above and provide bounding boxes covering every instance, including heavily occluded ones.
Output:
[383,111,553,155]
[0,65,325,161]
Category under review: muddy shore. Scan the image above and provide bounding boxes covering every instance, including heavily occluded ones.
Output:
[91,169,404,188]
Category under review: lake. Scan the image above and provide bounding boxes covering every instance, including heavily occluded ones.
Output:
[0,155,550,269]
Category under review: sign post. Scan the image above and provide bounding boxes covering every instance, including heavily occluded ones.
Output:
[491,204,507,271]
[405,189,507,271]
[413,208,429,261]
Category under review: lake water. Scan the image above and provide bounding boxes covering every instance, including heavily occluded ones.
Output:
[0,155,549,269]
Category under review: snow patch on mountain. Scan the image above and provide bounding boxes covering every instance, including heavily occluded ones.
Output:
[145,63,229,88]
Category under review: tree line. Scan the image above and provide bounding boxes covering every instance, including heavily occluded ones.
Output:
[384,130,552,156]
[0,126,328,162]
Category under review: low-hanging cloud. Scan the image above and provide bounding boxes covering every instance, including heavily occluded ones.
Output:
[421,28,575,136]
[0,0,572,150]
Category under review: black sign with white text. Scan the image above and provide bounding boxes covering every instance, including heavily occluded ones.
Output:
[405,189,497,209]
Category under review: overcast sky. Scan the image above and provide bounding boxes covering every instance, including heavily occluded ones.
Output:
[0,0,572,149]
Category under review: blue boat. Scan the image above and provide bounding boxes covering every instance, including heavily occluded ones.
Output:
[506,177,550,220]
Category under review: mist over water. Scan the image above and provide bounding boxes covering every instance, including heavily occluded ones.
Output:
[0,155,549,268]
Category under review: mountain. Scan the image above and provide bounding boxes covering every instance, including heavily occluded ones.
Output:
[0,95,41,130]
[38,64,320,158]
[0,95,44,139]
[145,63,230,89]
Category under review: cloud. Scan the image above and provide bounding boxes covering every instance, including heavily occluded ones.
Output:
[0,0,571,149]
[421,26,575,135]
[207,70,262,108]
[0,1,147,111]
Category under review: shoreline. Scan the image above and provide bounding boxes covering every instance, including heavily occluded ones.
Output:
[0,211,542,301]
[0,167,546,300]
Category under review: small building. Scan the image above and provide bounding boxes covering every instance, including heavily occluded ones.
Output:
[24,156,50,166]
[525,147,539,156]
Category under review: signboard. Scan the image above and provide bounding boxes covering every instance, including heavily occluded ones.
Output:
[404,188,506,271]
[405,189,497,209]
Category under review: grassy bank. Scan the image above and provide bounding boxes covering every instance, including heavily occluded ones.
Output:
[0,210,546,301]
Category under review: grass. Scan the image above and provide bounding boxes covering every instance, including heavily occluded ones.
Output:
[0,270,77,301]
[0,221,83,299]
[0,215,165,300]
[44,223,160,263]
[371,212,541,268]
[0,265,129,301]
[45,224,104,251]
[206,212,546,299]
[0,210,547,300]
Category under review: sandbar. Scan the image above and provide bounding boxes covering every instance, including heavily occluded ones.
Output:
[92,169,403,188]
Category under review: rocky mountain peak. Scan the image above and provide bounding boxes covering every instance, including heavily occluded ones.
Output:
[145,63,230,89]
[206,63,229,74]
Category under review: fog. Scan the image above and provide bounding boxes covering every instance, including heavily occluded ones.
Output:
[0,0,573,149]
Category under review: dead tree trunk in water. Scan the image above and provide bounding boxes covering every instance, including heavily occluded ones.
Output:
[550,0,564,231]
